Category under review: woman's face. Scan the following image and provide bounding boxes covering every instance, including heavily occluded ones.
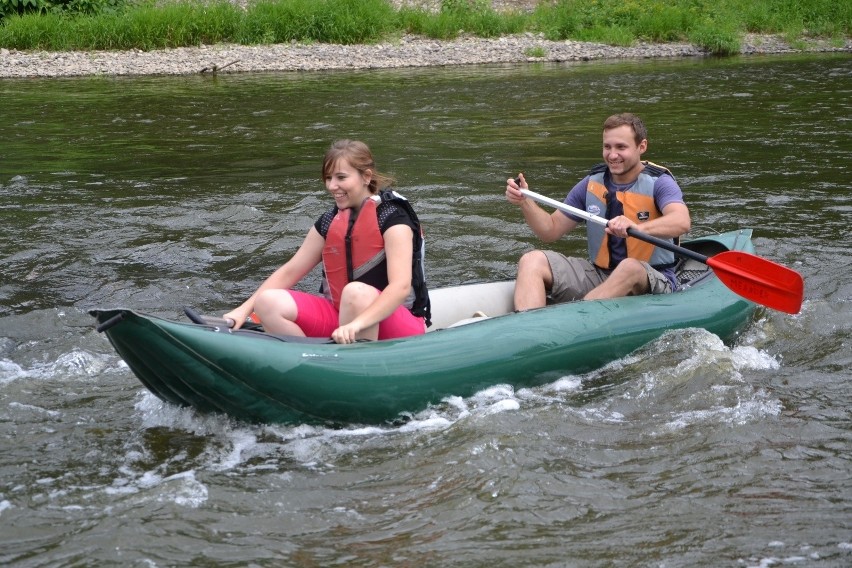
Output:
[324,158,372,210]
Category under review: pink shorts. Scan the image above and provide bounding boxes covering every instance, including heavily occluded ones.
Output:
[289,290,426,340]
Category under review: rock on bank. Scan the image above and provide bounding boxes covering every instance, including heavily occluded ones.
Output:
[0,33,849,79]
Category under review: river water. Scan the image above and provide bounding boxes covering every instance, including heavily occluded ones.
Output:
[1,54,850,566]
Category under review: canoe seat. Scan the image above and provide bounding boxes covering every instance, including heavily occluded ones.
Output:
[446,311,491,328]
[428,280,515,330]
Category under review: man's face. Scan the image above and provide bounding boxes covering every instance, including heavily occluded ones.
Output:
[602,125,647,182]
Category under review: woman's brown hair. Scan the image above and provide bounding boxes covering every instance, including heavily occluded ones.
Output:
[322,140,395,194]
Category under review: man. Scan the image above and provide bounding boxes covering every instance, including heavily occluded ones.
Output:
[505,113,691,310]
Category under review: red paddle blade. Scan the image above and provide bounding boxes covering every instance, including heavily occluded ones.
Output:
[707,251,804,314]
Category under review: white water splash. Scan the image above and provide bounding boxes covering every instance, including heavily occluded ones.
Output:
[0,349,119,384]
[50,350,113,378]
[548,376,583,392]
[210,430,258,471]
[398,415,453,432]
[157,471,208,508]
[7,402,61,420]
[665,392,782,430]
[731,345,781,371]
[577,406,627,423]
[135,391,233,435]
[0,359,27,383]
[106,466,208,508]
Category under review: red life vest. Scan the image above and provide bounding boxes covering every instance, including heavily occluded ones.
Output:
[322,195,385,309]
[320,191,432,327]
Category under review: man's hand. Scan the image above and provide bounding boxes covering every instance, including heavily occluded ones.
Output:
[605,215,637,238]
[505,173,527,205]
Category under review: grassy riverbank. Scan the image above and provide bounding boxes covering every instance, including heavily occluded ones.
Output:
[0,0,849,55]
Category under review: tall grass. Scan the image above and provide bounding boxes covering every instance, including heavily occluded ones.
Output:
[730,0,851,38]
[0,2,243,50]
[237,0,396,44]
[0,0,848,55]
[398,0,526,39]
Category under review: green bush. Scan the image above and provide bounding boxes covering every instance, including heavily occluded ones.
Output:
[1,0,125,20]
[1,0,47,20]
[0,0,849,53]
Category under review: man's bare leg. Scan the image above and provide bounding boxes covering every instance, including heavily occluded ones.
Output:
[514,250,553,310]
[584,259,649,300]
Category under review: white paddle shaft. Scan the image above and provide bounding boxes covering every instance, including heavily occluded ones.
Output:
[520,189,608,227]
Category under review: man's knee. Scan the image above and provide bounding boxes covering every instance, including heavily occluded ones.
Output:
[518,250,550,275]
[614,258,645,276]
[612,259,650,293]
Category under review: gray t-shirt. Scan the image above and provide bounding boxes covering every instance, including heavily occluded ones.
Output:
[561,170,685,287]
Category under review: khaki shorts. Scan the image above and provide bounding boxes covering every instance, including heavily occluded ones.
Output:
[542,251,673,304]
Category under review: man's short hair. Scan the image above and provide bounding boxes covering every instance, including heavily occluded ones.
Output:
[603,113,648,145]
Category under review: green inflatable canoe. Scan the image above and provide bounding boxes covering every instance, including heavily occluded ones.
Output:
[91,229,758,425]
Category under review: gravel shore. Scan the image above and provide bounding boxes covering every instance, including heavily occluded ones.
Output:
[2,34,849,79]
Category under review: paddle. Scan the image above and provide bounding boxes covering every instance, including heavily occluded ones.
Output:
[519,188,805,314]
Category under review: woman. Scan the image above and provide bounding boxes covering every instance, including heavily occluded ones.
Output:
[224,140,430,344]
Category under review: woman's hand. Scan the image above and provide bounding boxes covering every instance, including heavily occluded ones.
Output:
[331,322,361,344]
[223,305,251,330]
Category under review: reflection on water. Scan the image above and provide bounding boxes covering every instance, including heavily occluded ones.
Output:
[1,54,850,566]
